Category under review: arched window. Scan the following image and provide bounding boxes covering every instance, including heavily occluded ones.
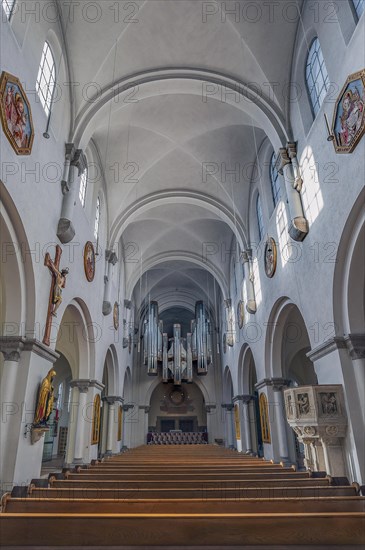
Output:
[256,194,264,241]
[352,0,365,19]
[2,0,15,19]
[36,41,56,116]
[79,167,88,207]
[305,38,329,117]
[94,196,101,240]
[270,153,281,207]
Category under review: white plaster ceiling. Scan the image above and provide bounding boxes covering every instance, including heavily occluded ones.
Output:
[60,0,301,308]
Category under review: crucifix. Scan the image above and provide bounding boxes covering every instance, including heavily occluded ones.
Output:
[43,245,69,347]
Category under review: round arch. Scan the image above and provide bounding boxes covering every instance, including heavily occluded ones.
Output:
[72,70,289,151]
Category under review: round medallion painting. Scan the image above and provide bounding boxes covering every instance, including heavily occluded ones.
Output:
[237,300,245,329]
[264,237,277,278]
[84,241,95,282]
[113,302,119,330]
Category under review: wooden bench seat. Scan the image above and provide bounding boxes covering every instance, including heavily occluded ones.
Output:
[64,471,311,482]
[50,477,331,489]
[3,495,365,514]
[27,484,358,499]
[1,512,364,546]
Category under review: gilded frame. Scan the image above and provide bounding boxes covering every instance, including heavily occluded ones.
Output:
[0,71,35,155]
[331,69,365,154]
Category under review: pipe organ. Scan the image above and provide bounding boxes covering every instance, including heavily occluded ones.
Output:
[142,301,213,384]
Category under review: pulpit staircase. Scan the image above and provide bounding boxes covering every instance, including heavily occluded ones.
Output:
[1,445,364,547]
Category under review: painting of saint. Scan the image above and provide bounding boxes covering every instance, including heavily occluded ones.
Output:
[84,241,95,282]
[0,72,34,155]
[332,70,365,153]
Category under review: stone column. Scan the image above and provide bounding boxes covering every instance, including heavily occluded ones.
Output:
[240,251,257,314]
[72,383,88,464]
[345,333,365,421]
[272,381,291,465]
[69,379,104,464]
[321,436,347,477]
[277,143,308,242]
[102,251,118,315]
[57,145,87,244]
[222,404,235,448]
[103,396,123,455]
[242,395,254,453]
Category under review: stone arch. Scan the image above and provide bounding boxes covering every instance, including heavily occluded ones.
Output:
[72,70,289,151]
[238,344,258,396]
[264,297,316,383]
[0,182,36,334]
[55,298,95,380]
[333,187,365,335]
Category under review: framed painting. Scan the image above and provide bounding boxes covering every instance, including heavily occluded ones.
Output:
[84,241,95,282]
[0,71,34,155]
[331,70,365,153]
[237,300,245,329]
[113,301,119,330]
[264,237,277,278]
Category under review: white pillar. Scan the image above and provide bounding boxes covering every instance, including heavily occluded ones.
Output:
[278,144,308,242]
[106,402,115,454]
[103,251,118,316]
[57,147,86,244]
[242,397,253,453]
[73,387,88,463]
[240,252,257,314]
[273,385,290,464]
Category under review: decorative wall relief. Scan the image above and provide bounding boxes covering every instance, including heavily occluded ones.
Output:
[320,392,338,415]
[0,71,34,155]
[331,70,365,153]
[297,393,310,415]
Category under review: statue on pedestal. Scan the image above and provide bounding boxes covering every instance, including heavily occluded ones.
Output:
[33,369,56,426]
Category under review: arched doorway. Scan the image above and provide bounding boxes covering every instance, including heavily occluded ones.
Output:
[238,346,262,456]
[41,353,72,468]
[266,299,317,466]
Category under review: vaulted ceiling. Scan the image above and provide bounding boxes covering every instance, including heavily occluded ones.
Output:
[59,0,302,309]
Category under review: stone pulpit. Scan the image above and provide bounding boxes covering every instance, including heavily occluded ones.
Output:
[284,385,348,477]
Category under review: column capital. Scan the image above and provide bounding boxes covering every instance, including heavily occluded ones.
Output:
[71,149,87,176]
[0,336,59,363]
[139,405,150,413]
[344,333,365,360]
[224,298,231,309]
[123,403,134,412]
[233,394,254,404]
[65,143,76,160]
[255,377,290,391]
[102,395,123,405]
[240,249,252,263]
[287,142,298,160]
[205,404,216,413]
[70,379,105,393]
[277,147,291,175]
[105,249,118,265]
[221,403,234,411]
[124,299,132,310]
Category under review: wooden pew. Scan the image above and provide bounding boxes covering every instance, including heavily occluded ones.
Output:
[1,512,364,546]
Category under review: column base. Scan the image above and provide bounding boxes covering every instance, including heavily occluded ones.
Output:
[280,458,293,467]
[246,299,257,314]
[57,218,75,244]
[102,301,112,315]
[289,217,309,242]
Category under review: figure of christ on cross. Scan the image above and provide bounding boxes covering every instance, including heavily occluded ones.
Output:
[43,245,69,346]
